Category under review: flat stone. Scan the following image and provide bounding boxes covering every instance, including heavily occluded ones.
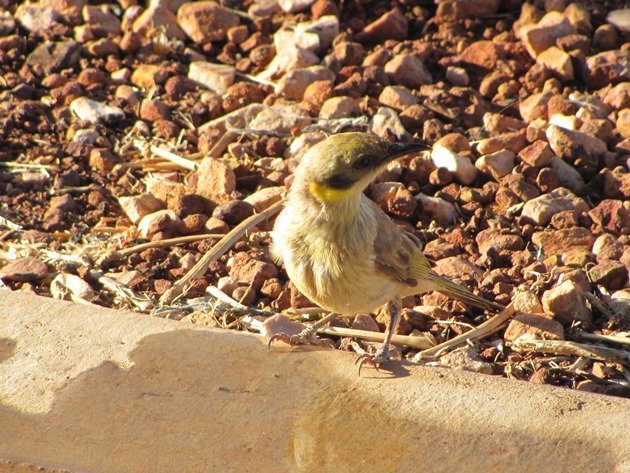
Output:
[188,61,235,94]
[607,8,630,33]
[379,85,419,111]
[14,3,61,33]
[521,187,589,226]
[532,227,596,256]
[384,54,432,88]
[319,96,360,119]
[25,40,82,74]
[118,194,165,224]
[504,313,564,342]
[546,124,607,162]
[588,260,628,290]
[276,65,335,100]
[475,149,515,181]
[0,257,48,282]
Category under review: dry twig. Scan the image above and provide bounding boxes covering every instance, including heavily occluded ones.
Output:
[414,302,515,360]
[509,337,630,365]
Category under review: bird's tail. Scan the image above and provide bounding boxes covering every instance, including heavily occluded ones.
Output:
[434,276,504,312]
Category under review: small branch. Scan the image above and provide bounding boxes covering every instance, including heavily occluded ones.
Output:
[509,337,630,365]
[159,199,285,305]
[415,302,516,359]
[570,331,630,348]
[53,184,103,195]
[207,131,238,159]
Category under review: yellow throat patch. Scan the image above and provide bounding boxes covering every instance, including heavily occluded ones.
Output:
[309,182,354,203]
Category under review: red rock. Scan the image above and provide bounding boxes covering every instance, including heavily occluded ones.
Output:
[131,63,168,89]
[589,199,630,234]
[195,157,236,206]
[212,200,254,225]
[518,140,554,167]
[230,256,278,291]
[88,148,117,172]
[384,54,431,88]
[582,49,630,88]
[140,99,171,121]
[355,10,407,43]
[137,209,183,238]
[475,229,525,255]
[351,314,380,332]
[531,227,596,256]
[368,183,417,219]
[542,280,592,326]
[182,214,208,234]
[588,260,628,290]
[0,257,49,282]
[460,40,503,69]
[205,217,230,234]
[177,1,240,43]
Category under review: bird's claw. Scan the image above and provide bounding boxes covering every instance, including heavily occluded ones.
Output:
[267,330,334,349]
[355,349,390,376]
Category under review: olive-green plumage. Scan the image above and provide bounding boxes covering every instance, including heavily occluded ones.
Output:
[271,132,502,368]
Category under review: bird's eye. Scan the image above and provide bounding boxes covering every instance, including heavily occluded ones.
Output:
[354,156,371,169]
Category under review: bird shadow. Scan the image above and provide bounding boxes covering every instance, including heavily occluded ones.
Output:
[357,359,413,379]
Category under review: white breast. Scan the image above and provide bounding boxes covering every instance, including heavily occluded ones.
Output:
[272,195,400,314]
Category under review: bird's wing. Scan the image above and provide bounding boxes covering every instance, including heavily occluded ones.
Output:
[371,201,438,288]
[370,200,503,311]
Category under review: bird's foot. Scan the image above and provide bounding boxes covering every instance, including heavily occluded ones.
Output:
[355,346,390,375]
[267,326,334,349]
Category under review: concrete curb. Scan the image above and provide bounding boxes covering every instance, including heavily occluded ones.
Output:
[1,291,628,472]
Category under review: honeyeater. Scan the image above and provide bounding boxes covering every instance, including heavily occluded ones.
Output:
[270,132,502,371]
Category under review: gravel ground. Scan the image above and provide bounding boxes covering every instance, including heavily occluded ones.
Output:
[0,0,629,396]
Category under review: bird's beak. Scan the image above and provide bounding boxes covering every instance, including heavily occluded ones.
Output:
[385,141,430,163]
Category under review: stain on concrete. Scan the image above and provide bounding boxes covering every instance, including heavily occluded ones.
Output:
[0,339,16,364]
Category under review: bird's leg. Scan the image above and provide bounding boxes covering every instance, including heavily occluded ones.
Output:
[268,312,338,348]
[356,298,401,374]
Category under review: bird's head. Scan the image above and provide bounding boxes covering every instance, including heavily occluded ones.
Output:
[296,132,427,204]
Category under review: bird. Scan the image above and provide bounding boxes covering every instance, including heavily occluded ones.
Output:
[269,132,503,372]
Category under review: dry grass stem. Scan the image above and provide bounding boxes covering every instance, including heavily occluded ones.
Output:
[415,302,516,359]
[571,331,630,347]
[318,326,435,350]
[143,143,198,171]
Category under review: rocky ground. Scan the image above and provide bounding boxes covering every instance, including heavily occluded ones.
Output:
[0,0,629,395]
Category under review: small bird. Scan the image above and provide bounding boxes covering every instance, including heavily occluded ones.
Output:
[270,132,502,371]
